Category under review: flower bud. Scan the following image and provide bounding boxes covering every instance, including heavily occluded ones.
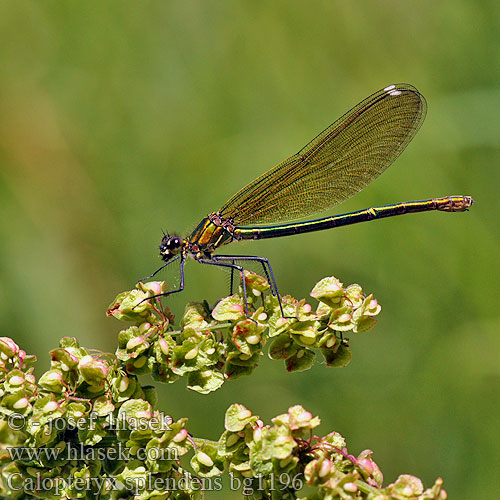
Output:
[159,338,169,356]
[172,429,188,443]
[184,348,198,360]
[9,375,25,386]
[319,459,332,478]
[79,355,109,385]
[196,451,214,467]
[13,397,29,409]
[226,433,239,447]
[43,401,59,413]
[0,337,19,358]
[238,409,252,420]
[126,336,145,350]
[39,370,64,392]
[344,482,357,493]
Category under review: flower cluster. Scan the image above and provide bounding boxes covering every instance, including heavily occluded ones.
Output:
[107,273,382,393]
[0,338,447,500]
[0,275,447,499]
[0,336,196,500]
[198,403,447,500]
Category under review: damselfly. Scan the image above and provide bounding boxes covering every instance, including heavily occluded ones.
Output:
[144,84,473,315]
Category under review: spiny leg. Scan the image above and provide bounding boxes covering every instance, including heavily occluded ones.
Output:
[230,261,235,295]
[211,255,292,319]
[214,255,272,312]
[197,258,253,319]
[138,255,181,282]
[135,257,186,307]
[214,255,284,316]
[228,258,259,297]
[213,255,275,294]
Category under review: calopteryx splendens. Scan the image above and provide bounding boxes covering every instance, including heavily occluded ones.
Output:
[144,84,473,316]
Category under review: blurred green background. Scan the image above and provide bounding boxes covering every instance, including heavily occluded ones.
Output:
[1,1,499,498]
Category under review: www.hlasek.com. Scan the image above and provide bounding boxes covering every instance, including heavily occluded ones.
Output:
[6,411,173,433]
[7,442,178,463]
[6,472,305,495]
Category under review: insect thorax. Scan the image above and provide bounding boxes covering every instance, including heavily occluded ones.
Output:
[187,213,234,258]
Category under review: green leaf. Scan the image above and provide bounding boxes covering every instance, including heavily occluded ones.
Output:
[244,270,271,292]
[49,347,79,370]
[225,404,257,432]
[171,337,219,375]
[352,294,381,333]
[118,399,152,424]
[225,362,256,379]
[190,441,224,477]
[275,405,321,432]
[322,343,352,368]
[78,418,108,446]
[218,430,245,458]
[231,319,266,355]
[92,395,114,416]
[353,315,378,333]
[117,458,150,484]
[107,287,157,322]
[211,295,246,321]
[249,425,296,475]
[290,321,319,347]
[181,301,211,329]
[285,348,315,372]
[268,334,298,360]
[328,306,355,332]
[310,277,345,308]
[187,370,225,394]
[387,474,424,497]
[322,431,346,449]
[343,283,364,308]
[78,355,109,386]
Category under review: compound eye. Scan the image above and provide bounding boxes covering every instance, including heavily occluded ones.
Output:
[173,237,181,247]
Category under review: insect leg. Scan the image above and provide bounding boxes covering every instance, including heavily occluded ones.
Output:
[138,255,181,282]
[212,255,292,319]
[135,257,185,307]
[197,258,253,319]
[230,261,235,295]
[213,255,273,293]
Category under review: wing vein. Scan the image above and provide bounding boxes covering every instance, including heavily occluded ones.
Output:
[219,84,426,225]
